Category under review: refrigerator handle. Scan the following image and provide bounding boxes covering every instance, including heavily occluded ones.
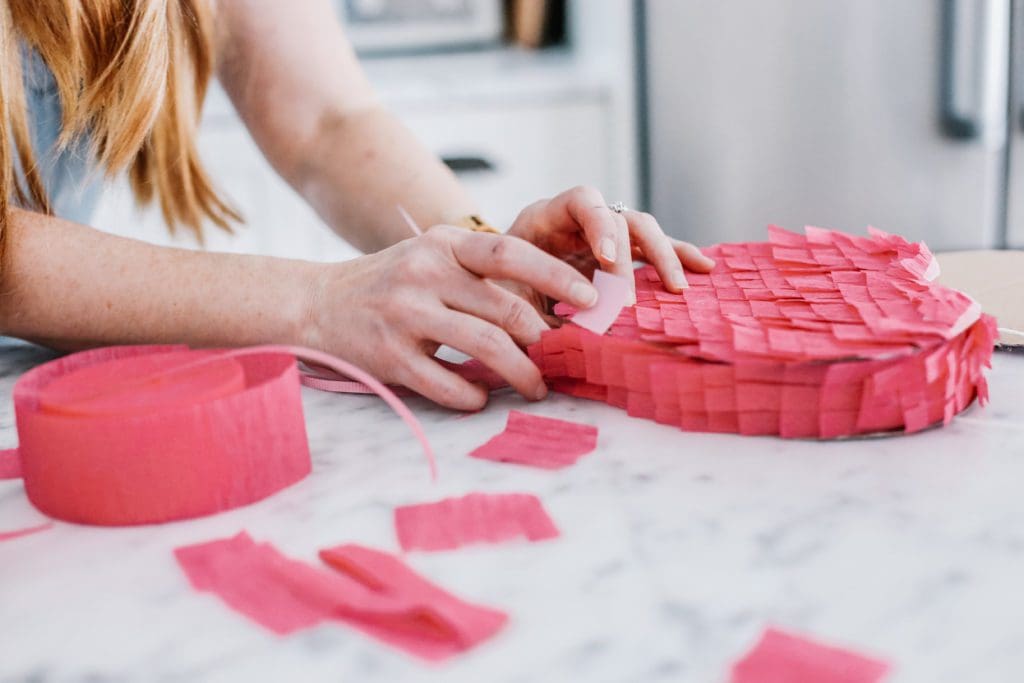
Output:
[941,0,1010,140]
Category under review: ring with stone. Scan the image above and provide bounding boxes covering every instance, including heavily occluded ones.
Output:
[607,201,629,214]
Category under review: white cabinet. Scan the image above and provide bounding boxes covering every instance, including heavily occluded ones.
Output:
[398,97,609,229]
[91,105,361,262]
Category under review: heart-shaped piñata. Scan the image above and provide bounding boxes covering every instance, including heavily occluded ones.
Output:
[529,226,997,438]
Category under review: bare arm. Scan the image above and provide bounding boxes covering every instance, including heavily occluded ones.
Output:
[215,0,474,253]
[0,209,315,350]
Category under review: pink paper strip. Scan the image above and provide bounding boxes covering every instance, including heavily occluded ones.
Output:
[0,448,21,480]
[299,358,507,398]
[299,364,413,396]
[0,521,54,542]
[730,627,891,683]
[320,543,508,659]
[175,532,506,661]
[175,532,327,634]
[571,270,631,335]
[469,410,598,469]
[241,345,437,480]
[394,492,560,552]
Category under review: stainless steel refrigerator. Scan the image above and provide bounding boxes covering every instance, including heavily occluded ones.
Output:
[642,0,1024,251]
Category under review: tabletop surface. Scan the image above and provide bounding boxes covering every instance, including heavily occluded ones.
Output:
[1,342,1023,683]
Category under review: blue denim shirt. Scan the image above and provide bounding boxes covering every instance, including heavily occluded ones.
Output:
[21,46,101,225]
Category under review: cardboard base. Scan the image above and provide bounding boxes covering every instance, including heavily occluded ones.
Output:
[937,250,1024,347]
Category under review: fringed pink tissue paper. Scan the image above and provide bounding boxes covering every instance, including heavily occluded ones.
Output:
[175,532,507,660]
[469,410,598,469]
[394,492,559,552]
[532,226,996,439]
[730,627,891,683]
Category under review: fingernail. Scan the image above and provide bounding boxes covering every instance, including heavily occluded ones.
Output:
[570,281,599,307]
[533,384,548,401]
[670,269,689,290]
[599,237,617,263]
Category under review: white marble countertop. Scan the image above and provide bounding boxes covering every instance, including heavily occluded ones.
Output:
[2,342,1023,683]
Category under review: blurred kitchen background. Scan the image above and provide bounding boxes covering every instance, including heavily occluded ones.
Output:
[93,0,1024,258]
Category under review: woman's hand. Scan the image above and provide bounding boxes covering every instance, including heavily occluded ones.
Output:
[304,226,599,410]
[507,186,716,303]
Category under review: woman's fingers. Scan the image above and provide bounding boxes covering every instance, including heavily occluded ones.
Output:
[442,275,550,346]
[393,351,489,411]
[624,210,689,292]
[672,238,716,273]
[557,187,635,283]
[418,307,547,403]
[441,228,598,310]
[506,187,713,301]
[621,211,717,290]
[376,212,715,412]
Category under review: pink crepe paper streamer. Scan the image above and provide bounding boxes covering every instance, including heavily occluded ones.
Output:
[174,532,507,661]
[299,362,414,396]
[0,448,21,479]
[571,270,631,335]
[0,521,53,542]
[469,410,598,469]
[394,492,559,552]
[730,627,891,683]
[300,374,390,394]
[299,358,508,399]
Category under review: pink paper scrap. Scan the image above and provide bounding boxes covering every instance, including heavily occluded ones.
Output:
[730,627,891,683]
[394,492,560,552]
[469,410,598,469]
[0,448,21,480]
[300,358,508,396]
[571,270,631,335]
[0,521,54,543]
[174,532,506,661]
[319,543,508,659]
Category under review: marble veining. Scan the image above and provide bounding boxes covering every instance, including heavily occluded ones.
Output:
[1,339,1023,682]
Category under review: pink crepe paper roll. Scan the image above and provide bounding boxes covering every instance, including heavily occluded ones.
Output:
[13,344,435,526]
[38,350,246,416]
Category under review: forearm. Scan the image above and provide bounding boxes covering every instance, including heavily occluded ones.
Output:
[290,106,478,252]
[215,0,477,254]
[0,209,316,350]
